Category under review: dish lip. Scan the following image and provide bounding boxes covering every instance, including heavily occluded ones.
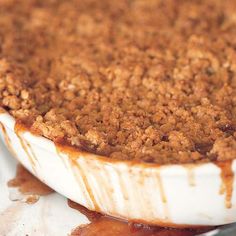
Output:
[0,109,234,171]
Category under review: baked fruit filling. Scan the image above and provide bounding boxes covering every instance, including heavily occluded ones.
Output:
[1,0,236,164]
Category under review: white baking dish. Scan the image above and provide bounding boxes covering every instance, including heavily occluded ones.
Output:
[0,112,235,227]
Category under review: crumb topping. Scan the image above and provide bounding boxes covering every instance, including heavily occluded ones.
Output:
[1,0,236,164]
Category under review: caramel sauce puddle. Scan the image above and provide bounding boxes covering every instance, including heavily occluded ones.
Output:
[8,164,53,204]
[216,160,235,208]
[68,200,214,236]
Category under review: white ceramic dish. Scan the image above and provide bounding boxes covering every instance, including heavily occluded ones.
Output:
[0,112,236,227]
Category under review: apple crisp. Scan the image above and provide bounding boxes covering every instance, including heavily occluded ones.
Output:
[1,0,236,164]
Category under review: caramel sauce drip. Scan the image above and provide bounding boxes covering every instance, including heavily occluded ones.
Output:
[185,165,196,187]
[216,160,235,208]
[0,121,17,158]
[157,172,167,203]
[8,164,53,203]
[73,160,101,212]
[56,144,101,212]
[156,171,170,221]
[68,200,214,236]
[14,122,38,174]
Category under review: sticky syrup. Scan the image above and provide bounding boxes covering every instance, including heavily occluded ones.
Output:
[216,160,234,208]
[8,164,53,203]
[68,200,214,236]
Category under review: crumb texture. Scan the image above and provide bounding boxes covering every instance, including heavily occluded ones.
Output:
[1,0,236,164]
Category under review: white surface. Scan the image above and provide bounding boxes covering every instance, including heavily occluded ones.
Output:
[1,112,236,226]
[0,140,89,236]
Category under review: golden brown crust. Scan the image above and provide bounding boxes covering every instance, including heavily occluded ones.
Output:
[1,0,236,164]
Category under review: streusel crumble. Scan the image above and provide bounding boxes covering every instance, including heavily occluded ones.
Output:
[1,0,236,164]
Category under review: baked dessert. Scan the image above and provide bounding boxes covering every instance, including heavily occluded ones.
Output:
[1,0,236,165]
